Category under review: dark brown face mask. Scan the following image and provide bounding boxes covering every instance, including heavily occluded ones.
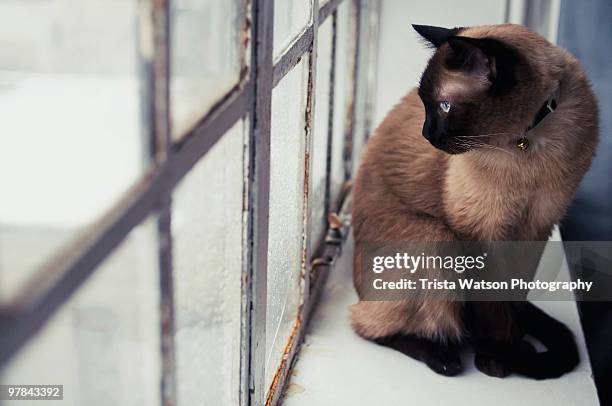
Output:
[414,24,535,154]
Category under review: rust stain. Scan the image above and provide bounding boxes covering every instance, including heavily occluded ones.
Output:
[265,313,303,406]
[299,50,315,282]
[239,0,251,82]
[300,149,310,281]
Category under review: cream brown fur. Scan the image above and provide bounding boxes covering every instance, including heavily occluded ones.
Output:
[350,23,598,362]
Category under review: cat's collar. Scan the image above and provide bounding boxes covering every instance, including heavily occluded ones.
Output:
[527,90,559,131]
[516,89,559,150]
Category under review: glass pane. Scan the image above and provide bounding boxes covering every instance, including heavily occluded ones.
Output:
[0,219,160,406]
[351,0,378,174]
[274,0,312,59]
[0,0,143,303]
[266,59,309,390]
[330,0,353,203]
[171,0,245,137]
[172,120,246,405]
[309,18,334,253]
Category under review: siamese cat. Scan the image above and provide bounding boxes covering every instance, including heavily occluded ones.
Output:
[351,24,598,378]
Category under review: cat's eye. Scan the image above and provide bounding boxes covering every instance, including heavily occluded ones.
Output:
[439,101,451,113]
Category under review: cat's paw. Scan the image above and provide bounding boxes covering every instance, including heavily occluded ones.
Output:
[475,353,512,378]
[425,348,463,377]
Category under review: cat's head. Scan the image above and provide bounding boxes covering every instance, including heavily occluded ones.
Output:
[413,24,562,154]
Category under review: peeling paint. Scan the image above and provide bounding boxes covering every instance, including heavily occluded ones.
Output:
[285,382,306,396]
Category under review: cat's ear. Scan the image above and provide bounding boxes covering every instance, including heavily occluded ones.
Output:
[412,24,459,48]
[446,36,520,94]
[446,36,493,79]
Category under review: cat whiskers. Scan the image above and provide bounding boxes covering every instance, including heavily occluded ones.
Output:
[452,137,516,157]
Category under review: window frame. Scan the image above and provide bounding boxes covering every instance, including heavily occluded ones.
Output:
[0,0,381,405]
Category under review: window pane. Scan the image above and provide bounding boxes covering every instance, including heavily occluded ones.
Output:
[266,59,309,390]
[172,120,246,405]
[274,0,312,59]
[351,0,378,173]
[309,18,334,253]
[330,0,353,203]
[171,0,245,137]
[0,219,160,406]
[0,0,143,303]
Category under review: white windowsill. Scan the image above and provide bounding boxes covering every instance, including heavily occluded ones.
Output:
[283,231,599,405]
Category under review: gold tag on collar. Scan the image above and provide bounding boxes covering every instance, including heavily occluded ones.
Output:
[517,137,530,151]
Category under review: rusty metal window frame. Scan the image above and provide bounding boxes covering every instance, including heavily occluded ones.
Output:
[0,0,380,405]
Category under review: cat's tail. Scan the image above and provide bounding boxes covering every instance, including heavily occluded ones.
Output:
[512,302,580,379]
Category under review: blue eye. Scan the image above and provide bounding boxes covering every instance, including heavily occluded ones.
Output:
[439,101,451,113]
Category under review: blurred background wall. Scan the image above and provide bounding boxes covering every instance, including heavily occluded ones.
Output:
[557,1,612,404]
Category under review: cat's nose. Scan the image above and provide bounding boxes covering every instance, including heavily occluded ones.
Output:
[422,116,446,142]
[422,124,446,144]
[422,125,449,150]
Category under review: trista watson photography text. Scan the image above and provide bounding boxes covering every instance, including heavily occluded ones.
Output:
[358,241,612,301]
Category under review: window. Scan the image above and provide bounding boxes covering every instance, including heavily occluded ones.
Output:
[0,0,380,405]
